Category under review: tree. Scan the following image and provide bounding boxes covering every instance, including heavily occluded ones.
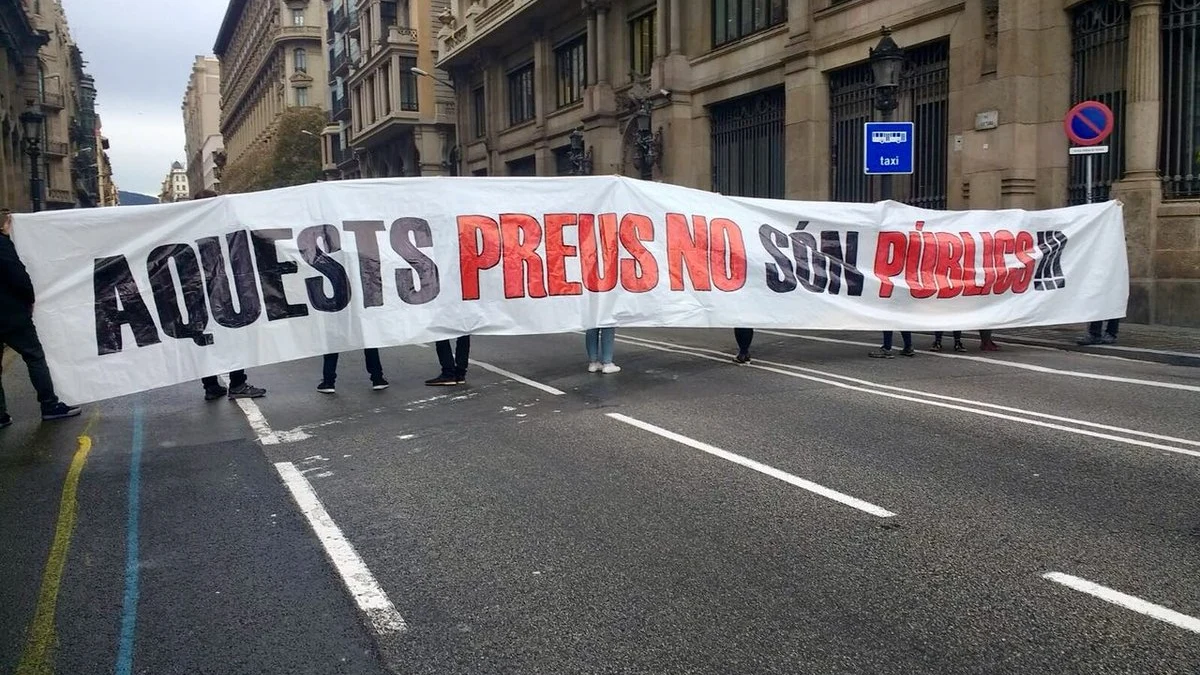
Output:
[219,107,325,194]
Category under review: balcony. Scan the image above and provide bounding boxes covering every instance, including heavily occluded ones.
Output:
[43,141,69,156]
[330,49,348,75]
[25,86,64,110]
[47,188,73,205]
[331,4,348,30]
[384,26,418,47]
[275,25,323,44]
[331,95,350,121]
[438,0,569,67]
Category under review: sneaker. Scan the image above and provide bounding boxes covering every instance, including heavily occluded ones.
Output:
[1100,333,1117,345]
[601,363,621,374]
[0,413,11,429]
[953,341,967,352]
[980,341,1001,352]
[204,386,228,401]
[1076,334,1104,346]
[317,381,336,394]
[587,361,602,373]
[868,348,895,359]
[454,374,467,385]
[41,402,82,421]
[929,342,943,352]
[371,377,390,391]
[901,346,915,357]
[228,383,266,399]
[425,374,457,386]
[734,351,751,364]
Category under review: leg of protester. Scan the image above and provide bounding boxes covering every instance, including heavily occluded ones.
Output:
[0,323,79,421]
[734,328,754,363]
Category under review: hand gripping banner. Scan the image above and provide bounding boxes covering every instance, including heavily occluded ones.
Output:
[11,176,1127,404]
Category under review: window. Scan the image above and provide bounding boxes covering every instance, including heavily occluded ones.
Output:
[471,85,487,138]
[1161,0,1199,198]
[507,64,535,126]
[629,10,655,78]
[294,48,307,73]
[555,35,587,107]
[292,9,305,25]
[399,57,418,111]
[711,88,784,199]
[295,86,309,106]
[1069,0,1127,203]
[507,155,537,176]
[32,0,40,15]
[712,0,786,48]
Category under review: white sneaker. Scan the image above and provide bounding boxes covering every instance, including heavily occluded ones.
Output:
[601,363,621,374]
[588,361,602,373]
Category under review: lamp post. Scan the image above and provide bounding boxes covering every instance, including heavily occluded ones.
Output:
[411,66,462,176]
[568,128,592,176]
[869,27,904,202]
[20,105,45,212]
[632,99,662,180]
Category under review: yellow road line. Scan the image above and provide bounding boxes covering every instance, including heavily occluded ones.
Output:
[15,410,100,675]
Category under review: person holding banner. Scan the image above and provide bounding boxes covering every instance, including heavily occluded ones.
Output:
[870,331,914,358]
[733,328,754,364]
[1077,319,1119,346]
[318,349,389,393]
[426,336,471,386]
[0,210,81,426]
[585,328,620,374]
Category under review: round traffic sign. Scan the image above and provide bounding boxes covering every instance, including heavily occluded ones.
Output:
[1063,100,1114,146]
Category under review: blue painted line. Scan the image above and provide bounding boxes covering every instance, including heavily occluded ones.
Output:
[115,402,144,675]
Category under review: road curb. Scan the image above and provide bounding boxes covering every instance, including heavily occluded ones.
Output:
[990,333,1200,368]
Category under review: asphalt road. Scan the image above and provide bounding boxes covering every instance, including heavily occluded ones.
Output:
[2,328,1199,674]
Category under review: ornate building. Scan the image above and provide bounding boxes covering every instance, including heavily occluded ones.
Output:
[182,55,224,195]
[158,160,189,203]
[434,0,1200,327]
[320,0,456,179]
[0,1,46,211]
[213,0,330,167]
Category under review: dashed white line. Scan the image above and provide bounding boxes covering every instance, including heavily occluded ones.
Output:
[615,334,1200,459]
[607,412,896,518]
[1043,572,1200,635]
[275,461,408,636]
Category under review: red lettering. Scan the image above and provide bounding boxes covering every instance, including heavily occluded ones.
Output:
[979,232,997,295]
[1010,231,1036,293]
[579,213,619,292]
[905,223,937,299]
[873,232,907,298]
[991,230,1016,294]
[457,215,501,301]
[619,214,658,293]
[934,232,964,298]
[543,214,582,296]
[666,213,711,291]
[709,218,747,292]
[499,213,547,299]
[961,233,986,297]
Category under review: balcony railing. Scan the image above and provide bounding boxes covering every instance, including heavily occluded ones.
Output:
[331,95,349,119]
[276,26,323,42]
[43,141,69,156]
[330,49,348,74]
[47,188,73,204]
[331,4,348,30]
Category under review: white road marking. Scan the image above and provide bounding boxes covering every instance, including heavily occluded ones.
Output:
[217,375,307,445]
[1042,572,1200,635]
[615,335,1200,459]
[607,412,896,518]
[467,358,566,396]
[994,332,1200,360]
[619,334,1200,450]
[275,462,408,636]
[757,330,1200,393]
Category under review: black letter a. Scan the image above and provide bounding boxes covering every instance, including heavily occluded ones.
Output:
[94,255,162,355]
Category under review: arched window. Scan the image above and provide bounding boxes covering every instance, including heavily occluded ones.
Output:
[294,48,307,73]
[37,62,46,98]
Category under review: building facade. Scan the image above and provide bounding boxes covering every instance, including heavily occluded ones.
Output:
[434,0,1200,327]
[182,55,224,194]
[158,160,189,202]
[213,0,330,167]
[320,0,456,179]
[0,1,47,211]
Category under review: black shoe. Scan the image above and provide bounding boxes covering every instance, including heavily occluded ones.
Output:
[0,413,11,429]
[1077,333,1104,346]
[204,386,228,401]
[953,341,967,352]
[41,402,82,421]
[454,374,467,385]
[371,377,390,390]
[929,342,943,352]
[734,351,751,364]
[901,346,915,357]
[228,383,266,399]
[317,381,336,394]
[1100,333,1117,345]
[425,374,457,386]
[868,348,895,359]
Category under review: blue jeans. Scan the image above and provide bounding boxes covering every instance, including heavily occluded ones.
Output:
[585,328,616,363]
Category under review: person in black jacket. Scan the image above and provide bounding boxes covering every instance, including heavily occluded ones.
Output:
[0,210,80,427]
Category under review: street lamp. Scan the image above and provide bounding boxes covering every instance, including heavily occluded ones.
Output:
[20,104,45,212]
[869,26,904,201]
[410,66,462,176]
[568,128,592,176]
[632,99,662,180]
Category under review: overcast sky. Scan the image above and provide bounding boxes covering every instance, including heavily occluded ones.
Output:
[61,0,229,197]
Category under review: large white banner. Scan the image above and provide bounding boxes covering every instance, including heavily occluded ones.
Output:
[12,176,1127,404]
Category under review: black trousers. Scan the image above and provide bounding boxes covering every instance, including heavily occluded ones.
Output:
[734,328,754,353]
[0,321,59,414]
[435,336,470,377]
[882,331,913,350]
[1088,319,1120,337]
[933,331,963,342]
[201,370,246,391]
[323,349,382,383]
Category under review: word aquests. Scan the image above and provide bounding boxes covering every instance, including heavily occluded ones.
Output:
[92,215,1070,355]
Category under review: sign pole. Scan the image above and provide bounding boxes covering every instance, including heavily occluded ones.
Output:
[1063,100,1114,206]
[1085,154,1093,204]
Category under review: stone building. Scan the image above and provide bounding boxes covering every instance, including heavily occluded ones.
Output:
[213,0,330,167]
[434,0,1199,327]
[158,160,189,203]
[0,1,47,211]
[182,55,224,194]
[320,0,456,179]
